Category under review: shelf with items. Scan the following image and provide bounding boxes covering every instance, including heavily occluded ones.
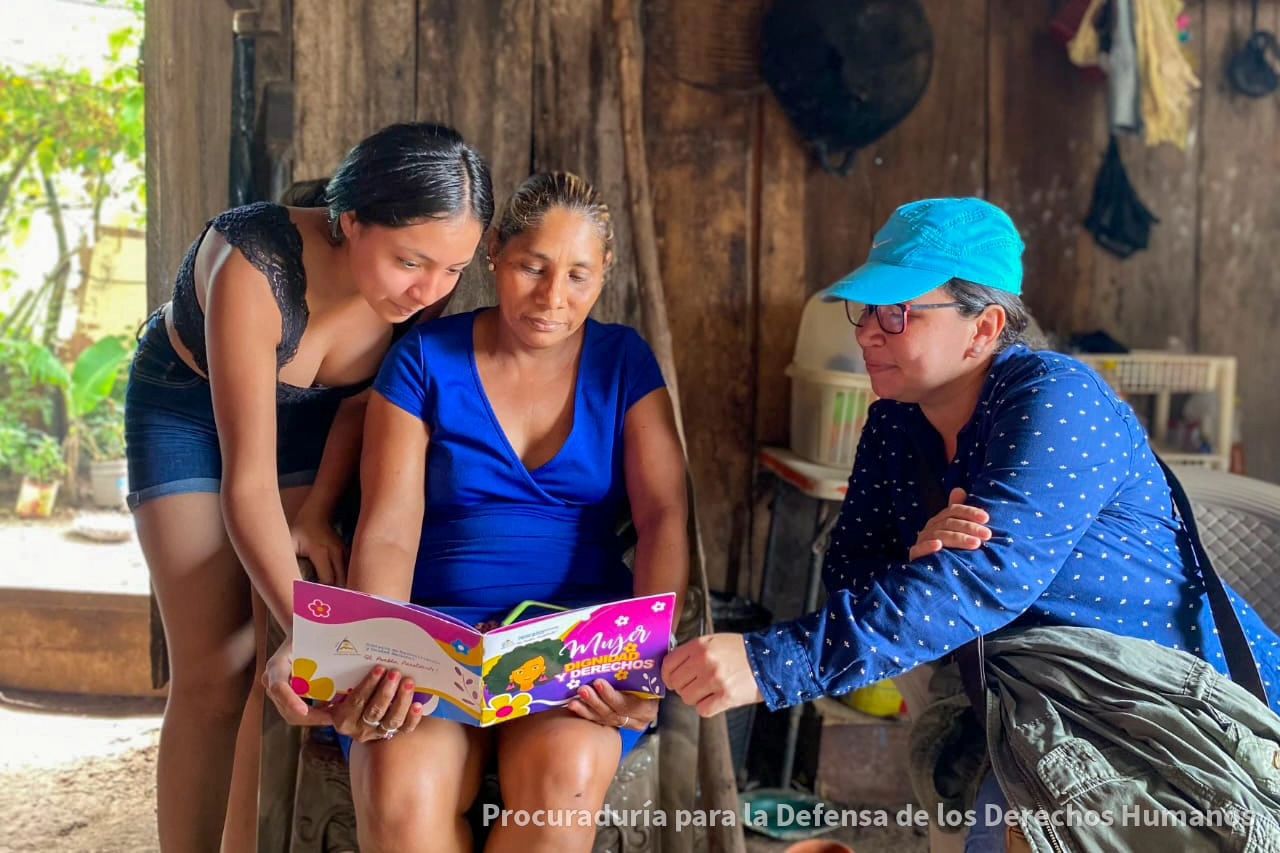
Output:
[1075,352,1237,471]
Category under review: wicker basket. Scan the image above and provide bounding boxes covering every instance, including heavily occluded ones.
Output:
[1076,352,1226,394]
[1076,352,1237,472]
[786,364,876,469]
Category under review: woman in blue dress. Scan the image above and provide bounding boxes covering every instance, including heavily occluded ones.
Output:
[663,197,1280,851]
[318,172,688,852]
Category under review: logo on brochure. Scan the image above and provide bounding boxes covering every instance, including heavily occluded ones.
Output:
[334,638,359,656]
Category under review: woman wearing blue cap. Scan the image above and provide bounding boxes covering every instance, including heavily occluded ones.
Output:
[662,198,1280,850]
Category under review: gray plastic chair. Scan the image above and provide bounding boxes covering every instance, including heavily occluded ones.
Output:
[908,465,1280,853]
[1176,466,1280,630]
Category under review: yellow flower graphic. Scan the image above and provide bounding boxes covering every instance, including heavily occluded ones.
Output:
[482,692,532,726]
[291,658,335,702]
[614,669,630,681]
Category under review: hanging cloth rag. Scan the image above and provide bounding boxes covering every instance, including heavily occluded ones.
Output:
[1134,0,1200,148]
[1052,0,1100,46]
[1067,0,1110,67]
[1107,0,1143,134]
[1084,135,1160,258]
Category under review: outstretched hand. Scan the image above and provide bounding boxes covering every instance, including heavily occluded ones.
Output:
[661,633,763,717]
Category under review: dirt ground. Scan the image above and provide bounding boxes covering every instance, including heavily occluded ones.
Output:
[0,513,146,595]
[0,690,161,853]
[1,513,159,852]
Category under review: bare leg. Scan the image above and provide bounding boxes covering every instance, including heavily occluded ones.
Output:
[488,711,621,853]
[135,492,256,853]
[220,591,269,852]
[350,717,491,852]
[221,485,312,852]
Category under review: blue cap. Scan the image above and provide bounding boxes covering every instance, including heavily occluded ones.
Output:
[821,198,1025,304]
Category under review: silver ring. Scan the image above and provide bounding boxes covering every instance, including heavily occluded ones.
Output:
[360,713,382,727]
[619,715,630,729]
[382,728,398,740]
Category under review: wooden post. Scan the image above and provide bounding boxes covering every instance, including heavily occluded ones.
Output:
[611,2,746,851]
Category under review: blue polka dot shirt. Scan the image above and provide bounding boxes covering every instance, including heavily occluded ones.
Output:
[744,345,1280,714]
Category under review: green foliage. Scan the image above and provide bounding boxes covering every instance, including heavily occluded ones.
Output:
[69,335,129,421]
[0,62,146,227]
[0,423,26,478]
[83,398,125,461]
[0,3,143,485]
[0,333,132,485]
[0,0,145,343]
[17,430,66,483]
[0,336,64,432]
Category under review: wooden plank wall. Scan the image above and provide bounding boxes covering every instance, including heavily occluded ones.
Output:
[150,0,1280,594]
[143,0,235,308]
[417,0,534,312]
[1199,0,1280,482]
[531,0,639,324]
[643,19,759,596]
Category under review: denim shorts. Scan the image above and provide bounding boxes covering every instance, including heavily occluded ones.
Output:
[125,311,342,510]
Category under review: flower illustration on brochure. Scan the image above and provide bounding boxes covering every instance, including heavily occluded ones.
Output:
[483,692,533,725]
[615,615,629,627]
[307,599,331,619]
[290,658,335,702]
[651,600,666,613]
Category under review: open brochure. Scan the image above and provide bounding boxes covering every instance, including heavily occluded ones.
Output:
[290,579,676,727]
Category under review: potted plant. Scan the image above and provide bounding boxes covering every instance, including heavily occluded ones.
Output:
[15,431,68,518]
[0,334,132,508]
[83,399,128,508]
[58,336,132,505]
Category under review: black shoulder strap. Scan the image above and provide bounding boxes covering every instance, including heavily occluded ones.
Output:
[959,455,1268,726]
[1156,456,1268,705]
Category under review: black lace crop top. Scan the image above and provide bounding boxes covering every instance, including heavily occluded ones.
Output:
[167,202,415,404]
[170,202,309,376]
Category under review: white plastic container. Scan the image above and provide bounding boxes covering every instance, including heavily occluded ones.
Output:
[792,295,866,373]
[787,294,876,469]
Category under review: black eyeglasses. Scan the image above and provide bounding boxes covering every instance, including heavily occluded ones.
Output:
[845,301,966,335]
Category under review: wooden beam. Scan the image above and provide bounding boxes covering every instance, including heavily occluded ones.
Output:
[640,0,758,596]
[417,0,534,314]
[144,0,235,311]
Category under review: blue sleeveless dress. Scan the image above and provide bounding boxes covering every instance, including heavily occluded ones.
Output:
[368,309,667,756]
